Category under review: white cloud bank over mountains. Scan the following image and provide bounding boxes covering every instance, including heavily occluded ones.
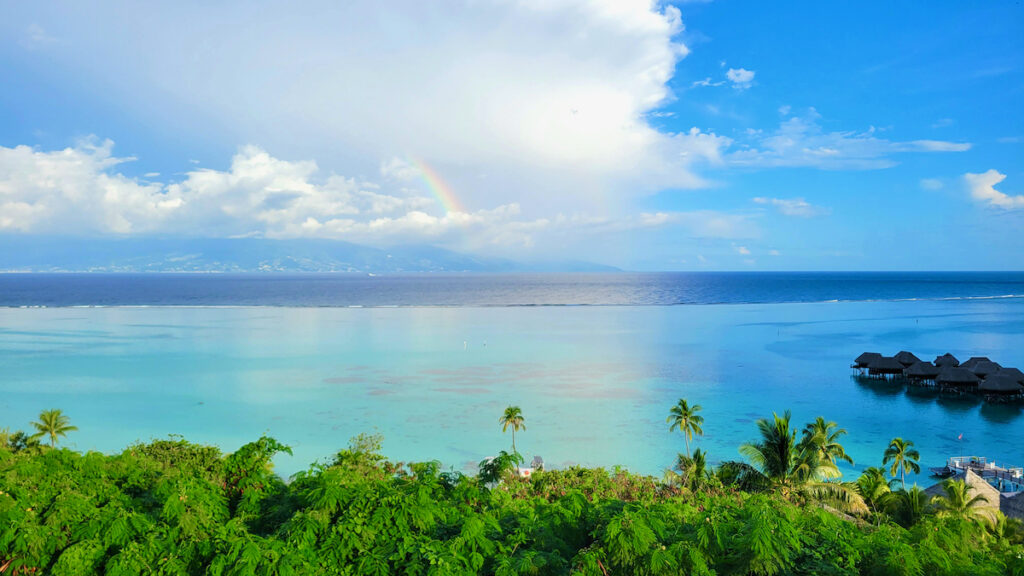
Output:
[0,1,983,257]
[7,0,728,215]
[0,140,760,251]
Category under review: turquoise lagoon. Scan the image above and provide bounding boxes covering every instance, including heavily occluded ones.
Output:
[1,298,1022,480]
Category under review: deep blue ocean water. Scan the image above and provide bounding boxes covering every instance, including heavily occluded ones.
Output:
[1,272,1023,480]
[2,271,1023,307]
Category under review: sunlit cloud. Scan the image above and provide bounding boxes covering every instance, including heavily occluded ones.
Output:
[964,169,1024,209]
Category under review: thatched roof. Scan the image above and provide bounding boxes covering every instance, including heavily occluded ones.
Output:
[970,360,1002,378]
[937,366,980,385]
[868,356,905,374]
[979,373,1024,394]
[894,350,922,367]
[854,352,882,367]
[904,361,941,379]
[961,356,992,370]
[924,470,999,524]
[997,367,1024,384]
[934,353,960,367]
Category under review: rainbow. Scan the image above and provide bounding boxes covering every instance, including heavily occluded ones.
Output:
[409,158,466,214]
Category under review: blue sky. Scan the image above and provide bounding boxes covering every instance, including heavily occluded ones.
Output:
[1,1,1021,270]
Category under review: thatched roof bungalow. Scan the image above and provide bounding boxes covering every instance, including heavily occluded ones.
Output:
[937,366,981,387]
[868,356,905,376]
[854,352,882,368]
[970,360,1002,379]
[904,361,941,380]
[997,367,1024,384]
[894,350,922,367]
[934,353,960,367]
[979,374,1024,395]
[961,356,992,370]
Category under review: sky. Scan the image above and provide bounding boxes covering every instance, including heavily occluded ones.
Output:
[1,0,1022,270]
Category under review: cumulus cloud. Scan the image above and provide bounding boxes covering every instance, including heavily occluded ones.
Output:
[0,141,503,241]
[4,0,729,214]
[0,141,759,253]
[964,170,1024,209]
[920,178,943,190]
[753,196,830,217]
[726,67,755,89]
[734,245,751,255]
[730,109,971,169]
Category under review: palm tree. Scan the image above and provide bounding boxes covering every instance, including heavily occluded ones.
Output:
[499,406,526,454]
[671,448,710,491]
[29,409,78,448]
[931,478,992,526]
[739,411,831,487]
[802,417,854,470]
[882,437,921,490]
[739,411,866,513]
[854,467,892,514]
[667,398,704,456]
[988,512,1024,545]
[885,485,929,528]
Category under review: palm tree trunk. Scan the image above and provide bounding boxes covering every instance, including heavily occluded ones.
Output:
[512,429,516,454]
[901,466,905,490]
[684,434,690,457]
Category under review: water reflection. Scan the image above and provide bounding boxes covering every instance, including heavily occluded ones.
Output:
[979,402,1024,424]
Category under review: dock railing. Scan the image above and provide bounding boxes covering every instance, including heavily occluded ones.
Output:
[947,456,1024,482]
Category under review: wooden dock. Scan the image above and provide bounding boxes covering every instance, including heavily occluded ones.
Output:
[942,456,1024,491]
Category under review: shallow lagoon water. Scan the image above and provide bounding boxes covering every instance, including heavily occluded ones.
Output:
[1,298,1022,481]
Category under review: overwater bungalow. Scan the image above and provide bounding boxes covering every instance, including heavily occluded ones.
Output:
[894,350,922,367]
[853,352,882,370]
[867,356,905,379]
[979,373,1024,402]
[998,367,1024,384]
[961,356,992,370]
[970,360,1002,379]
[936,366,980,392]
[904,361,940,383]
[853,350,1022,403]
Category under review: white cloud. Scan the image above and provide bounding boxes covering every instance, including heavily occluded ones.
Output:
[778,105,791,116]
[726,67,755,89]
[769,249,781,256]
[753,196,830,217]
[8,1,730,215]
[909,140,971,152]
[964,170,1024,210]
[931,118,953,129]
[0,141,759,253]
[691,77,725,88]
[730,109,971,169]
[920,178,943,190]
[735,245,751,255]
[20,24,57,49]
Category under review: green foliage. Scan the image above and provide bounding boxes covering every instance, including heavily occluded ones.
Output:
[0,420,1019,575]
[478,450,523,484]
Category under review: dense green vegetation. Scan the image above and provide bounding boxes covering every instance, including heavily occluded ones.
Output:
[1,404,1022,575]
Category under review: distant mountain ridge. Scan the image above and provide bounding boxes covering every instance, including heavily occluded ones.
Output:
[0,236,618,273]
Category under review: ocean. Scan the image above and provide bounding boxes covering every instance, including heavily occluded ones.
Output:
[1,272,1023,480]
